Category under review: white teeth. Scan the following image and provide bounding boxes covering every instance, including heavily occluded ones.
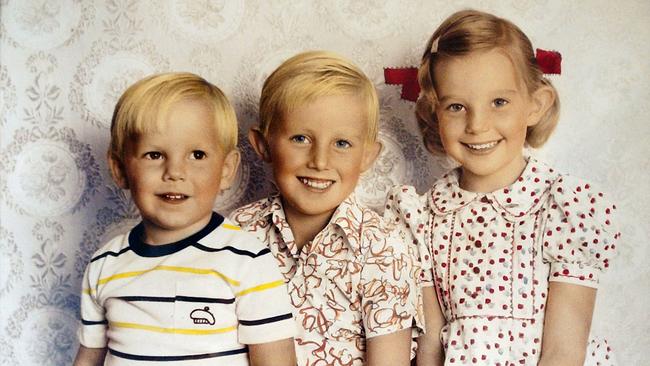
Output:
[467,141,499,150]
[164,194,185,200]
[299,178,333,190]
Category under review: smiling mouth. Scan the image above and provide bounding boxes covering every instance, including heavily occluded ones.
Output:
[298,177,334,190]
[463,139,502,151]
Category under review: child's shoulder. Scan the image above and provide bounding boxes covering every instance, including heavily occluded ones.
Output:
[338,193,384,226]
[338,194,404,247]
[198,216,272,256]
[229,195,279,229]
[544,167,616,217]
[525,158,612,204]
[384,184,430,220]
[87,229,132,266]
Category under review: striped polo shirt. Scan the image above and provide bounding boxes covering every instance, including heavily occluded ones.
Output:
[79,212,295,365]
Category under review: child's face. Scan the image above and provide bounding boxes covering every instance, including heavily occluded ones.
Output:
[253,94,380,225]
[434,49,540,192]
[109,99,239,244]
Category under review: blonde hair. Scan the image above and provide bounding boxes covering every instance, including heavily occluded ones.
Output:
[416,9,560,154]
[259,50,379,142]
[109,72,238,161]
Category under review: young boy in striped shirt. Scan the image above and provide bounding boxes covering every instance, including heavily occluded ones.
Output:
[74,72,296,366]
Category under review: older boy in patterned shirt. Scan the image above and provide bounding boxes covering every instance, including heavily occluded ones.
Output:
[230,51,421,366]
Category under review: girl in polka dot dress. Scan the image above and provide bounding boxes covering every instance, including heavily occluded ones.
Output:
[384,10,619,366]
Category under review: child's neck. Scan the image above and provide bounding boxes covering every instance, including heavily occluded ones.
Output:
[281,200,333,251]
[459,155,528,193]
[141,215,212,246]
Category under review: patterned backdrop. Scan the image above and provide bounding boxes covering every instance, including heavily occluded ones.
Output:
[1,1,648,364]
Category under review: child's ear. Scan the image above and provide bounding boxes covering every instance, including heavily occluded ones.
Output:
[219,149,241,190]
[248,128,271,162]
[361,141,382,172]
[527,85,556,127]
[107,152,129,189]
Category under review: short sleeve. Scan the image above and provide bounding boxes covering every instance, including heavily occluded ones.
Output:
[78,264,108,348]
[383,185,434,286]
[235,242,296,345]
[360,228,422,338]
[542,176,620,288]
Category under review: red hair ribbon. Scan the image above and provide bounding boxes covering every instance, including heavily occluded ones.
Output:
[384,67,420,102]
[536,48,562,75]
[385,49,561,102]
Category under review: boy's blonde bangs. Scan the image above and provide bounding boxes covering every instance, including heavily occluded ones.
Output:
[259,51,379,143]
[109,72,238,161]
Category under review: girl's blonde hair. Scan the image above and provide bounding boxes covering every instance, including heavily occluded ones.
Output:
[109,72,238,162]
[416,9,560,154]
[259,50,379,143]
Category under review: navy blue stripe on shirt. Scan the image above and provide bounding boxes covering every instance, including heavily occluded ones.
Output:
[81,319,108,325]
[90,247,131,263]
[191,243,271,258]
[116,295,235,304]
[108,347,248,361]
[239,313,293,326]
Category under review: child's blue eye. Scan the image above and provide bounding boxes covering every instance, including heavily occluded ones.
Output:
[493,98,509,107]
[447,103,465,112]
[335,140,352,149]
[190,150,206,160]
[144,152,163,160]
[290,135,310,144]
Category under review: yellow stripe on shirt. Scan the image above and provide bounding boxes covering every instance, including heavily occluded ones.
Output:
[97,266,240,286]
[222,224,241,231]
[110,321,237,335]
[236,279,285,297]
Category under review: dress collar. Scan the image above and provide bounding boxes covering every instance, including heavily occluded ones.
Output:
[430,158,559,219]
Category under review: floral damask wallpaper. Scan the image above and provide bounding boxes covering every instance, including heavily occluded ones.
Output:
[0,1,648,364]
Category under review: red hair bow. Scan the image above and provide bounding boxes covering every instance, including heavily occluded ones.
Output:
[535,48,562,75]
[385,49,561,102]
[384,67,420,102]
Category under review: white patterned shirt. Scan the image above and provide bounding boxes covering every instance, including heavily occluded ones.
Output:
[231,193,422,366]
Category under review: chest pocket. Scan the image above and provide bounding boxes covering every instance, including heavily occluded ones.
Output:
[434,211,536,320]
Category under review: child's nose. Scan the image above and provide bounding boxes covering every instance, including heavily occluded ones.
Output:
[465,109,491,134]
[308,144,329,171]
[163,158,186,181]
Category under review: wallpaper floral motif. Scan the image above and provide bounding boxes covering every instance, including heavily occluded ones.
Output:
[1,1,649,365]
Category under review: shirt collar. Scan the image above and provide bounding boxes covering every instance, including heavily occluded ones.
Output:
[266,194,298,253]
[262,192,366,251]
[129,212,224,257]
[430,157,559,218]
[329,192,365,246]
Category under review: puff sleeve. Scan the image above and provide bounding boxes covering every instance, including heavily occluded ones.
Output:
[383,185,434,286]
[542,176,620,288]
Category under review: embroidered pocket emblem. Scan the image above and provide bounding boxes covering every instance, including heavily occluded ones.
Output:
[190,306,215,325]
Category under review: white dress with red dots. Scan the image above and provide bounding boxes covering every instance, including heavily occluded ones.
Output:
[384,158,619,366]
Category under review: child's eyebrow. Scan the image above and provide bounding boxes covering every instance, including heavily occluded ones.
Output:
[493,89,519,95]
[438,89,519,102]
[437,95,457,103]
